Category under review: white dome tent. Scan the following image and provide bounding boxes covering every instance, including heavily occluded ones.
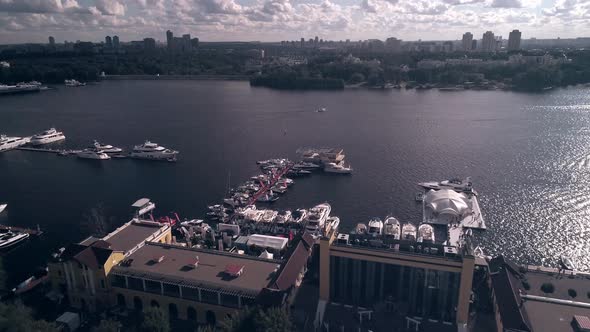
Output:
[423,189,472,224]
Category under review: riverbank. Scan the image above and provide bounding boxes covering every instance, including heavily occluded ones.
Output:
[100,74,249,81]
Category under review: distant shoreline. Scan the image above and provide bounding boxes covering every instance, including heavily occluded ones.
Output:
[99,74,249,81]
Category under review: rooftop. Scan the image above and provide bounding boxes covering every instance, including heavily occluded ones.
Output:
[112,242,281,297]
[102,220,168,253]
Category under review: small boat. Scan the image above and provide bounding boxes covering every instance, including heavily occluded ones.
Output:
[316,107,327,113]
[324,162,352,174]
[64,79,86,87]
[418,177,473,193]
[93,140,123,154]
[415,192,424,202]
[286,169,312,177]
[559,255,576,271]
[352,223,367,235]
[130,140,178,161]
[12,267,48,294]
[367,217,383,236]
[383,216,400,239]
[29,128,66,146]
[77,149,110,160]
[0,204,6,214]
[401,223,417,241]
[0,229,29,249]
[417,224,435,243]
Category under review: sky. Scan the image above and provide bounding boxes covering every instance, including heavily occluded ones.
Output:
[0,0,588,44]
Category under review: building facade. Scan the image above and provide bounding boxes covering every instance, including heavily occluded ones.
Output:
[482,31,496,52]
[462,32,473,52]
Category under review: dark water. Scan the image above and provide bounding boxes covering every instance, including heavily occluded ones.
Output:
[1,81,590,286]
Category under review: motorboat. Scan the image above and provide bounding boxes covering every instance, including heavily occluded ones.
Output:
[281,178,294,186]
[286,169,312,177]
[293,162,322,170]
[559,255,576,271]
[29,128,66,145]
[353,223,367,235]
[64,79,86,87]
[316,107,327,112]
[305,203,331,232]
[0,83,40,95]
[415,192,424,202]
[93,140,123,153]
[0,230,29,249]
[326,216,340,233]
[271,183,288,194]
[77,149,110,160]
[275,210,292,224]
[367,217,383,236]
[130,140,178,161]
[291,209,307,224]
[0,135,29,152]
[0,204,6,214]
[383,216,401,239]
[324,162,353,174]
[12,267,49,294]
[401,223,417,241]
[180,219,204,228]
[418,177,473,193]
[417,224,435,243]
[256,192,279,203]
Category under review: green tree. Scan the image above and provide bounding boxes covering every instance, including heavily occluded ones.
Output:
[219,307,255,332]
[92,319,121,332]
[254,307,293,332]
[140,307,170,332]
[0,302,58,332]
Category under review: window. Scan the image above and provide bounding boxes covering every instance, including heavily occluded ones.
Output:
[220,293,239,308]
[133,297,143,310]
[187,307,197,321]
[201,289,218,305]
[182,286,199,301]
[111,275,126,288]
[145,280,161,294]
[128,277,143,291]
[100,279,105,289]
[163,283,180,298]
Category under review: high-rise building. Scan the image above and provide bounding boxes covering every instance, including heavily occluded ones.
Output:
[166,30,173,50]
[314,36,319,47]
[105,36,112,48]
[443,41,454,53]
[385,37,401,53]
[191,37,199,49]
[182,34,192,52]
[300,38,304,48]
[461,32,473,51]
[481,31,496,52]
[143,38,156,50]
[508,29,522,51]
[112,36,120,49]
[471,39,477,50]
[48,36,55,46]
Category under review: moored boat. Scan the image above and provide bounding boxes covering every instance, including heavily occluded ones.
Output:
[367,217,383,236]
[0,229,29,249]
[383,216,401,239]
[417,224,435,243]
[401,223,417,241]
[77,149,110,160]
[29,128,65,145]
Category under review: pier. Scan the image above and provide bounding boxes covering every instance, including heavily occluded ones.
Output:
[16,147,82,155]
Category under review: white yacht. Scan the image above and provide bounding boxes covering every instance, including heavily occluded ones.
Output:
[65,79,86,87]
[367,217,383,236]
[418,224,435,243]
[0,230,29,249]
[418,177,473,193]
[0,204,6,214]
[275,211,293,224]
[0,135,29,152]
[305,203,331,232]
[93,140,123,154]
[401,223,417,241]
[77,149,110,160]
[29,128,66,145]
[353,223,367,235]
[326,216,340,233]
[383,216,401,239]
[130,141,178,161]
[324,162,353,174]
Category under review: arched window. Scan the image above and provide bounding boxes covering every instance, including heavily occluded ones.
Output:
[168,303,178,319]
[206,310,216,325]
[116,294,126,307]
[133,296,143,310]
[150,300,159,308]
[187,307,197,321]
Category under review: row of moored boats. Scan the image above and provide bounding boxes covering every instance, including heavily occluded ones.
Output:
[352,217,435,243]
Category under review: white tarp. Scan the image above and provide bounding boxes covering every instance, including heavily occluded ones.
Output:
[424,189,470,217]
[247,234,288,251]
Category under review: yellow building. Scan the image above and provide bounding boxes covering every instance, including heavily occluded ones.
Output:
[48,219,171,312]
[317,229,475,332]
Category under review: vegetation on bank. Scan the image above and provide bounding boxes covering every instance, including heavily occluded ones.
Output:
[2,48,590,91]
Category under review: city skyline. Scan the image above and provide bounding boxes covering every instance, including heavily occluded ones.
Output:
[0,0,589,44]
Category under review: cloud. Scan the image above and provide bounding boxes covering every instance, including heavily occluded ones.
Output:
[93,0,125,16]
[0,0,83,13]
[490,0,522,8]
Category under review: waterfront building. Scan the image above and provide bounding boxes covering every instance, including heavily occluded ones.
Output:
[48,198,312,326]
[482,31,496,52]
[508,29,522,51]
[105,36,112,48]
[112,36,119,49]
[488,256,590,332]
[462,32,473,52]
[317,227,475,331]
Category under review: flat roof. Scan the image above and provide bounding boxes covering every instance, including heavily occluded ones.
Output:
[112,242,281,296]
[524,300,590,332]
[103,221,165,253]
[132,198,151,208]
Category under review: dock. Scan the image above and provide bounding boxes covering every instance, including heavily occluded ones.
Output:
[0,224,43,237]
[248,163,293,205]
[16,147,82,155]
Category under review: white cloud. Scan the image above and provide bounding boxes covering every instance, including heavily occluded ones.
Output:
[490,0,522,8]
